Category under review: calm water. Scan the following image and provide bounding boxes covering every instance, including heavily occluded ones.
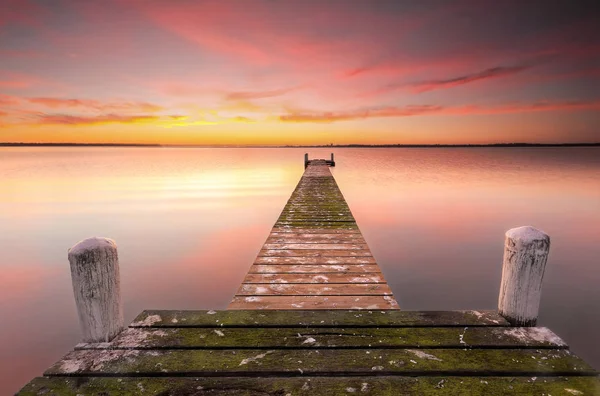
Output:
[1,147,599,393]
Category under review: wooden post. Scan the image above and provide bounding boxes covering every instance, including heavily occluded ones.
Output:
[68,237,124,342]
[304,153,309,168]
[331,153,335,162]
[498,226,550,326]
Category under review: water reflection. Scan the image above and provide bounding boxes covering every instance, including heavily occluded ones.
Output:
[0,147,598,393]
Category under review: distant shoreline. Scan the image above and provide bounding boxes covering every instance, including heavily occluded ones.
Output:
[1,142,599,148]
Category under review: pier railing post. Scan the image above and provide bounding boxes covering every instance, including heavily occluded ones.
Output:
[498,226,550,326]
[304,153,309,168]
[68,237,124,342]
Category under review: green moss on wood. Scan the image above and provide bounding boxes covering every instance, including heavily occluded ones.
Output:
[130,310,510,328]
[76,326,566,350]
[18,376,600,396]
[44,348,596,376]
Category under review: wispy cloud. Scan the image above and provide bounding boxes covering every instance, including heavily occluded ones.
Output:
[225,86,300,101]
[451,99,600,115]
[280,105,443,123]
[34,113,160,125]
[0,72,47,89]
[0,94,20,106]
[26,97,163,112]
[408,64,535,93]
[280,99,600,123]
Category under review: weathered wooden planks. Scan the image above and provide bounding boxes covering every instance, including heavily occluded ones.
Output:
[19,309,599,395]
[250,264,382,273]
[75,326,567,350]
[262,243,370,250]
[236,283,393,296]
[229,295,399,309]
[254,256,376,264]
[44,348,594,376]
[230,161,399,309]
[271,227,361,234]
[258,249,373,257]
[242,273,386,283]
[20,376,600,396]
[130,310,510,328]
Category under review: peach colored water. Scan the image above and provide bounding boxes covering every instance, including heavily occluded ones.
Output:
[1,147,599,393]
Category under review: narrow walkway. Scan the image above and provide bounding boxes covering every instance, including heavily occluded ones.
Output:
[229,159,399,309]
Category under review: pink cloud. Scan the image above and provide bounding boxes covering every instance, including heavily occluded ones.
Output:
[32,113,160,126]
[280,99,600,123]
[408,64,535,93]
[26,97,163,112]
[225,86,300,101]
[0,72,46,90]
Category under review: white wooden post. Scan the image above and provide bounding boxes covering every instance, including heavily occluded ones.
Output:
[498,226,550,326]
[68,237,124,342]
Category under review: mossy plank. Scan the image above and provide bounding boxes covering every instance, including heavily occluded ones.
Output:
[280,209,352,213]
[18,376,600,396]
[75,326,567,350]
[258,249,372,257]
[268,233,363,239]
[265,237,368,244]
[273,222,358,229]
[236,283,393,296]
[283,205,352,211]
[278,214,355,218]
[262,243,369,250]
[228,295,399,309]
[44,348,595,376]
[130,310,509,328]
[253,256,376,265]
[242,273,385,283]
[250,264,381,273]
[271,228,361,234]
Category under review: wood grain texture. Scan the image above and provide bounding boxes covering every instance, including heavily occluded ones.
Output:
[242,273,386,283]
[230,162,397,309]
[236,283,393,296]
[68,237,124,343]
[130,310,510,327]
[250,264,382,273]
[228,295,400,309]
[44,348,594,376]
[20,376,600,396]
[254,256,376,264]
[499,226,550,326]
[75,326,567,350]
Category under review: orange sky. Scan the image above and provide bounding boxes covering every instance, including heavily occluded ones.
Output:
[1,0,599,145]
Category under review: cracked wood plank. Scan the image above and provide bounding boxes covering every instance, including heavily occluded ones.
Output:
[236,283,393,296]
[44,348,595,376]
[130,310,510,328]
[228,295,399,309]
[19,376,600,396]
[75,326,568,350]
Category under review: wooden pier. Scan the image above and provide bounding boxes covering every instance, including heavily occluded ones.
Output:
[229,157,398,310]
[18,154,599,395]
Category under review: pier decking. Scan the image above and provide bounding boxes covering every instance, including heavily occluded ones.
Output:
[229,159,398,310]
[18,155,599,395]
[20,310,599,395]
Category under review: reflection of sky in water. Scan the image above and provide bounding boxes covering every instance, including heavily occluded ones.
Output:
[0,147,599,393]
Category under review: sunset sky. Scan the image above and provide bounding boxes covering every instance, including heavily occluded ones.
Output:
[1,0,599,145]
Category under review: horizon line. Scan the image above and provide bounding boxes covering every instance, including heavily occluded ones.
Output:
[1,142,599,148]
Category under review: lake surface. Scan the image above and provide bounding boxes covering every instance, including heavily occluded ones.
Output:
[1,147,599,393]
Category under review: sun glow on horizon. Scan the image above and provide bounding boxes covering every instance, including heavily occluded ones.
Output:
[0,1,598,144]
